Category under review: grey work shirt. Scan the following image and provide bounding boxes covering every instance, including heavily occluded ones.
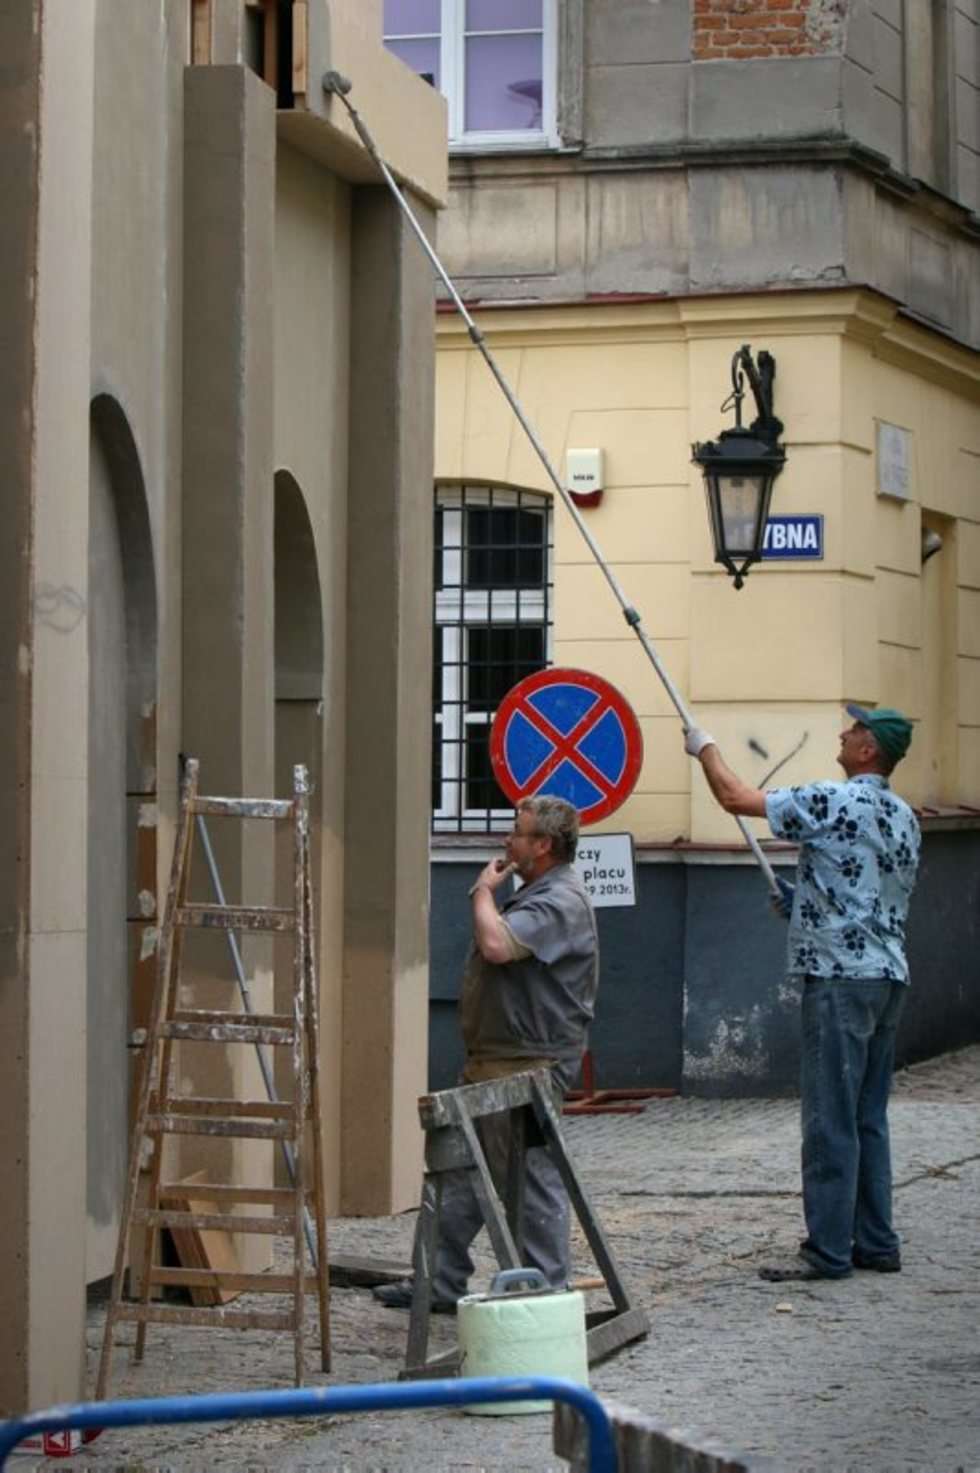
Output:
[459,863,599,1070]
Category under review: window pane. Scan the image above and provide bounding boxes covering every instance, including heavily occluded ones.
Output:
[432,625,443,704]
[432,716,443,811]
[434,506,443,591]
[465,34,542,131]
[385,35,440,87]
[465,727,509,813]
[466,0,542,31]
[384,0,440,34]
[466,507,545,589]
[468,626,546,712]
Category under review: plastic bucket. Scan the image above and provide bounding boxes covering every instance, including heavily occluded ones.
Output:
[457,1269,589,1415]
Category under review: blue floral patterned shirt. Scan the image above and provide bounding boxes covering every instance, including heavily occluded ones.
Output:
[765,774,920,983]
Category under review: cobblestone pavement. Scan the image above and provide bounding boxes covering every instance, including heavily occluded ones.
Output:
[61,1045,980,1472]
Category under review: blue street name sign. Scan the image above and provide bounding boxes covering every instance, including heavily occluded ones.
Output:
[761,514,824,560]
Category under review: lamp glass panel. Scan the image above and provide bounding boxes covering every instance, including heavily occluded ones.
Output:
[703,478,723,554]
[718,474,766,555]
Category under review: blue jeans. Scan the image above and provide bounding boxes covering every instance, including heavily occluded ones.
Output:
[799,977,906,1277]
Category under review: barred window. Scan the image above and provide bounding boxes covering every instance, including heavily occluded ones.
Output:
[433,485,552,832]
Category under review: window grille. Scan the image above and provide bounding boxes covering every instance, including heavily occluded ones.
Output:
[433,485,552,832]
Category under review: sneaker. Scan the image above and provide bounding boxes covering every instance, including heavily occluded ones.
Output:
[852,1250,901,1273]
[371,1280,458,1314]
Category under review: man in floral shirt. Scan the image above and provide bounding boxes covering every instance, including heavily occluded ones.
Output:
[684,705,920,1281]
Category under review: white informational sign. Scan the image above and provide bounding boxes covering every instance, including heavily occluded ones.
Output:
[574,832,636,909]
[877,422,911,500]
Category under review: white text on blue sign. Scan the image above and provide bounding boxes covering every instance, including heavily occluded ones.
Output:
[761,515,823,560]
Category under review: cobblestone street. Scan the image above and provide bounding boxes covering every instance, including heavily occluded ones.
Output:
[66,1045,980,1472]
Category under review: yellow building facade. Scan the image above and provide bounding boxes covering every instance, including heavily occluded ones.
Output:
[435,288,980,845]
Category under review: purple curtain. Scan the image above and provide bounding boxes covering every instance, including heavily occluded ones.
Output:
[466,0,543,30]
[385,35,440,87]
[465,33,542,131]
[384,0,440,33]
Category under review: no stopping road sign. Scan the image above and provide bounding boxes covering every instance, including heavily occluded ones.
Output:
[490,668,643,826]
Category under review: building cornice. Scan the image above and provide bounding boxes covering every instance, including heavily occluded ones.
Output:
[435,287,980,398]
[448,135,980,244]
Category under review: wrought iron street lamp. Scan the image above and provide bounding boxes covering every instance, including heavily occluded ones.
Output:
[692,345,786,589]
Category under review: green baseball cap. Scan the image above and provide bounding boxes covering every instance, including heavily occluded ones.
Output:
[846,704,914,763]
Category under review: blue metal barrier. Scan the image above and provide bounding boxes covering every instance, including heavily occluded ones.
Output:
[0,1375,616,1471]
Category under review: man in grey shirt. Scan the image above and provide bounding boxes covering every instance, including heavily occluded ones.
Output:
[376,794,598,1311]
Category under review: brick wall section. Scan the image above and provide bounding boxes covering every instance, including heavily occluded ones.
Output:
[693,0,846,61]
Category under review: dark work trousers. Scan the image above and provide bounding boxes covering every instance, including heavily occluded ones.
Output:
[431,1056,574,1302]
[799,977,906,1277]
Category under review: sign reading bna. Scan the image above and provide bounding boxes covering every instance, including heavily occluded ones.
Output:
[760,514,824,561]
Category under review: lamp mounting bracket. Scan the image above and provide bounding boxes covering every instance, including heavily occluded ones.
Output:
[726,344,783,446]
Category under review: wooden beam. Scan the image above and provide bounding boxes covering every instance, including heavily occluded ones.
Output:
[191,0,212,65]
[292,1,307,100]
[418,1070,544,1131]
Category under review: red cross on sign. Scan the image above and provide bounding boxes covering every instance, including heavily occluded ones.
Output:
[490,668,643,827]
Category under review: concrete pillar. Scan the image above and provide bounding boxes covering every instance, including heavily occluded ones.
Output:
[211,0,248,64]
[181,66,276,1250]
[342,187,435,1215]
[0,1,43,1416]
[0,0,96,1413]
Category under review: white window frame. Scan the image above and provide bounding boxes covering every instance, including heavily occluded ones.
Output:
[433,486,553,833]
[384,0,558,153]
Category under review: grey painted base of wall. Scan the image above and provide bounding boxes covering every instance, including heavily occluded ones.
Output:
[429,830,980,1098]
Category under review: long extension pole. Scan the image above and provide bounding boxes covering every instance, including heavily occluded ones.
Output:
[322,72,777,893]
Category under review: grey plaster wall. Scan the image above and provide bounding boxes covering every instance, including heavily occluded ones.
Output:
[272,146,351,1207]
[429,829,980,1099]
[182,64,276,799]
[181,66,276,1241]
[954,0,980,212]
[2,0,444,1411]
[91,0,185,792]
[584,0,691,149]
[21,0,96,1410]
[86,0,185,1287]
[0,0,40,1419]
[342,186,436,1213]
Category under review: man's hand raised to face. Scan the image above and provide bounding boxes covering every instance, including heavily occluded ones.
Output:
[472,857,517,896]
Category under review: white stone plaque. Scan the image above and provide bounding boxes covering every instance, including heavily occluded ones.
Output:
[877,422,911,500]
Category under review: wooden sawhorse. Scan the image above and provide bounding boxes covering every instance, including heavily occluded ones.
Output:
[400,1068,649,1380]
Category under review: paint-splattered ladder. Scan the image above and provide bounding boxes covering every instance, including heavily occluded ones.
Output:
[96,758,329,1398]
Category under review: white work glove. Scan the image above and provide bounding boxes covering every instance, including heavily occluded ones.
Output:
[684,726,716,758]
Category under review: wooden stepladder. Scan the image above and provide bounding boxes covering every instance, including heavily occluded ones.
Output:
[96,758,329,1398]
[401,1069,650,1380]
